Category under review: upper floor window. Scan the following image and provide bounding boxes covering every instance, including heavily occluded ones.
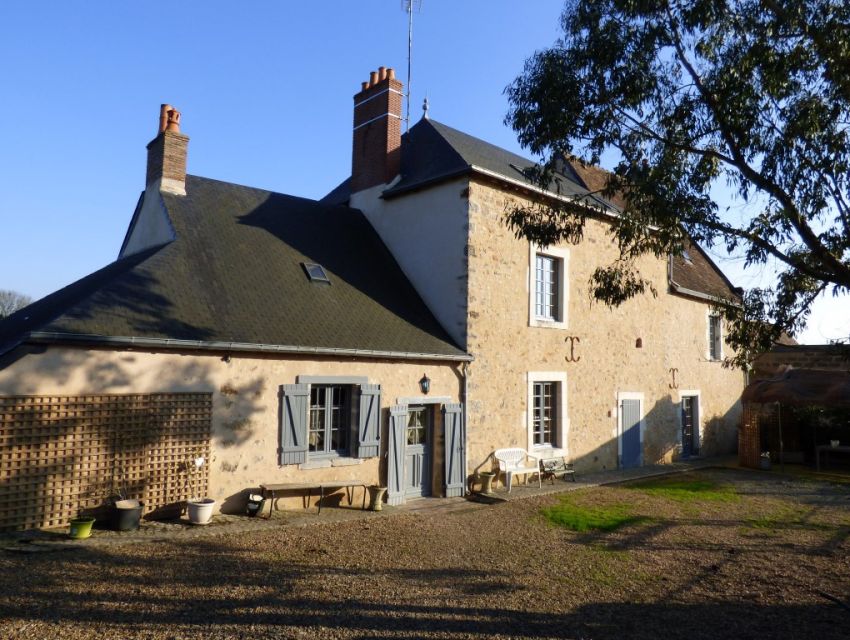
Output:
[535,255,559,320]
[708,314,722,361]
[529,245,569,329]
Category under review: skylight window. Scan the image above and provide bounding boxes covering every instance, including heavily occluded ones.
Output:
[302,262,331,284]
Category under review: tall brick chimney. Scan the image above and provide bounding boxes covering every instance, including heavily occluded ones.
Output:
[146,104,189,196]
[351,67,403,193]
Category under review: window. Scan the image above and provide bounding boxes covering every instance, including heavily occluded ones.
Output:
[302,262,331,284]
[532,382,557,446]
[535,255,559,320]
[708,314,722,361]
[308,385,350,456]
[529,245,569,329]
[526,371,569,452]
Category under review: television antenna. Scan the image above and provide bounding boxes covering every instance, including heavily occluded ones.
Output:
[403,0,423,131]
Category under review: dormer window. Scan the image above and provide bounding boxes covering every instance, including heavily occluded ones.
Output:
[302,262,331,284]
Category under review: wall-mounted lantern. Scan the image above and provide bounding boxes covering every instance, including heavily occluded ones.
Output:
[419,373,431,395]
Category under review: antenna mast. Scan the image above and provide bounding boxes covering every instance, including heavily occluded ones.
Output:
[403,0,422,132]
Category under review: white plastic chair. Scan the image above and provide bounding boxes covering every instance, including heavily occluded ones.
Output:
[494,448,542,492]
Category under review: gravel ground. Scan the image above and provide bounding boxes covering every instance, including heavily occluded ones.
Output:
[1,468,848,639]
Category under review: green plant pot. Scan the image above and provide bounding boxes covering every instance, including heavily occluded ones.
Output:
[69,517,96,540]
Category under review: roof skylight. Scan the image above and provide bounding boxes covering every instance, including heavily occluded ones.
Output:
[302,262,331,284]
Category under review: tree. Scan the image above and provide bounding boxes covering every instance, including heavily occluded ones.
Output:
[0,290,33,319]
[505,0,850,368]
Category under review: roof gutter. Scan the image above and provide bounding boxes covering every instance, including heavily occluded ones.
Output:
[21,331,474,363]
[668,255,742,307]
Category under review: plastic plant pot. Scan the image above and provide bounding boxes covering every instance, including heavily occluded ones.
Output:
[69,517,96,540]
[187,498,216,525]
[112,499,144,531]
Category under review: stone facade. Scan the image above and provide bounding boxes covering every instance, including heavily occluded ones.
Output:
[463,180,744,472]
[0,346,463,511]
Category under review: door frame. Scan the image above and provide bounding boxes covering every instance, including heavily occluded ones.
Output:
[677,390,701,457]
[393,396,454,502]
[617,391,645,468]
[403,403,434,498]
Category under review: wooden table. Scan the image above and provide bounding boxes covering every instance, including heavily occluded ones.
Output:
[815,444,850,471]
[260,481,368,516]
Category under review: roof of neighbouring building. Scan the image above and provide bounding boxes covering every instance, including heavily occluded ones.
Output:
[0,176,469,360]
[323,117,739,303]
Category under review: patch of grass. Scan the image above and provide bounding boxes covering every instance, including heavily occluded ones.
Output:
[542,499,646,532]
[628,477,739,503]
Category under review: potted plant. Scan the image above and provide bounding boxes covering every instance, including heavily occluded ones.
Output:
[185,454,216,525]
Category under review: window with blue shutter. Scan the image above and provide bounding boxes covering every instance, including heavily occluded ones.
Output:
[280,384,309,465]
[357,384,381,457]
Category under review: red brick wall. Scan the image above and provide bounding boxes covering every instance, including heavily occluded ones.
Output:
[351,77,403,193]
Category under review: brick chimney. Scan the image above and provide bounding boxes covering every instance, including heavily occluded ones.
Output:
[146,104,189,196]
[351,67,403,193]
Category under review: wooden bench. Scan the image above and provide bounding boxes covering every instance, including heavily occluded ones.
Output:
[260,481,368,516]
[538,457,576,484]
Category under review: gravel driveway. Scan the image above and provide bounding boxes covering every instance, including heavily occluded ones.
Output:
[1,468,848,639]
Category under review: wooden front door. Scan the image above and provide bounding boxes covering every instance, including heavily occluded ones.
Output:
[681,396,699,457]
[404,405,432,498]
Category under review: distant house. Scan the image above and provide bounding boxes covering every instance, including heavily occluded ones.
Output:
[0,66,744,530]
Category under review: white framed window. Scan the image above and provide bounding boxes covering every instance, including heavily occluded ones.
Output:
[707,313,723,361]
[527,371,569,454]
[308,385,352,457]
[528,245,569,329]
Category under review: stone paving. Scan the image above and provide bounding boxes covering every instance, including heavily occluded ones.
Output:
[1,455,735,553]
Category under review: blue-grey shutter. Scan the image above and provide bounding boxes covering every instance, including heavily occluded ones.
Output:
[357,384,381,458]
[620,398,642,469]
[443,403,465,497]
[280,384,309,465]
[386,405,408,506]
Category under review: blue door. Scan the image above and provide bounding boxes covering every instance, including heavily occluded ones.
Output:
[621,398,642,468]
[404,405,432,498]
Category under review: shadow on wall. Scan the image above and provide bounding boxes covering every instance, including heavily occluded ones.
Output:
[0,345,265,530]
[465,392,742,489]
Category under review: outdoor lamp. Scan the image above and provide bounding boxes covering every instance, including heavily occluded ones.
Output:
[419,373,431,395]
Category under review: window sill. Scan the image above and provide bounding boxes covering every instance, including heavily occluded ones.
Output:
[299,456,364,471]
[529,318,568,330]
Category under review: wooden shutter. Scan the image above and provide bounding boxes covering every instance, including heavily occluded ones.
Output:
[443,403,466,497]
[280,384,309,465]
[386,405,408,506]
[357,384,381,458]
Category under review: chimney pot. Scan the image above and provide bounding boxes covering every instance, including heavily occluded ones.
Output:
[387,68,395,80]
[361,81,369,91]
[369,71,379,86]
[378,66,387,81]
[164,108,181,133]
[158,104,172,133]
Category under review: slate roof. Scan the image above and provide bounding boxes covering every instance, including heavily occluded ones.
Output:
[0,176,469,360]
[323,117,738,302]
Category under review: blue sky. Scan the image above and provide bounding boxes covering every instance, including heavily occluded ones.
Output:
[1,1,846,343]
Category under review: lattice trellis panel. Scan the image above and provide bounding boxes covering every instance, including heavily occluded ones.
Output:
[0,393,212,531]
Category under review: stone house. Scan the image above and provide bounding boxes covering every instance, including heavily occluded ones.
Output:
[0,67,744,529]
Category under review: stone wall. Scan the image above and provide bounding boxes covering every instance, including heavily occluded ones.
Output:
[0,346,463,512]
[464,180,745,472]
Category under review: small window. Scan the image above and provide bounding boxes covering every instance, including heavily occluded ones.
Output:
[302,262,331,284]
[708,315,722,361]
[308,385,350,455]
[532,381,557,446]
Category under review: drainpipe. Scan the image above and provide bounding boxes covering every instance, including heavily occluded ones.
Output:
[462,361,470,495]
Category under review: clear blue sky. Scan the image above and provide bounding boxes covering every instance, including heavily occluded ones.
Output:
[1,1,846,343]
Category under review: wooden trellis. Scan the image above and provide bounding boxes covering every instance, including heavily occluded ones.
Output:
[0,393,212,531]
